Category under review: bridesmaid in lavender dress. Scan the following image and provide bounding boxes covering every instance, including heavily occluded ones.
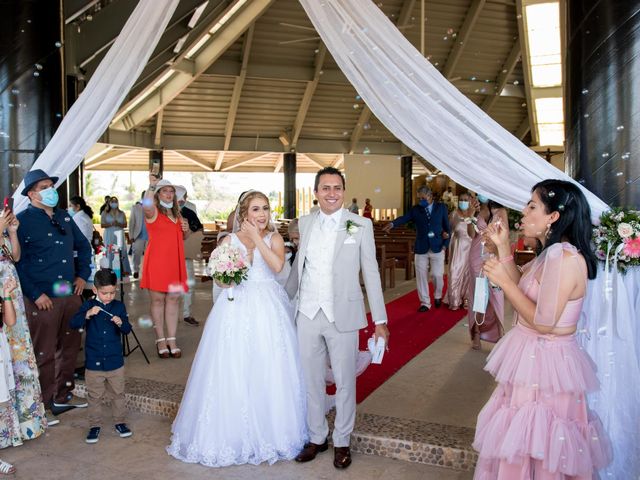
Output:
[445,192,473,310]
[467,196,508,350]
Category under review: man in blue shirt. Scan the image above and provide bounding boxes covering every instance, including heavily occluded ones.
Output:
[384,186,450,312]
[16,169,93,422]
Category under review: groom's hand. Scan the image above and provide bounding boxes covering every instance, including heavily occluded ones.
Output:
[374,323,390,350]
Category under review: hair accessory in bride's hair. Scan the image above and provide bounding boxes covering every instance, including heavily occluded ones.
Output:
[232,190,259,233]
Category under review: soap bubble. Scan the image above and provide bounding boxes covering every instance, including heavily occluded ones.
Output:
[168,283,185,294]
[137,315,154,329]
[52,280,73,297]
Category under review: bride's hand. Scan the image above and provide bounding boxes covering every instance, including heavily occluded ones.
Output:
[241,219,260,241]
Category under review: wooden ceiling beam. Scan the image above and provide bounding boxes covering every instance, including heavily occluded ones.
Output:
[442,0,486,79]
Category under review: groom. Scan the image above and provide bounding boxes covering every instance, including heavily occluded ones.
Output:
[286,167,389,469]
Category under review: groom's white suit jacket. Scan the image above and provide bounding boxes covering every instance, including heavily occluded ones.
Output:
[286,209,387,331]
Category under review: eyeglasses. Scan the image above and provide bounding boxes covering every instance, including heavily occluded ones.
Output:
[50,218,66,235]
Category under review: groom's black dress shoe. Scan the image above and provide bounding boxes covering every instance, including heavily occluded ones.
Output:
[294,440,329,463]
[333,447,352,469]
[418,305,429,312]
[435,299,442,308]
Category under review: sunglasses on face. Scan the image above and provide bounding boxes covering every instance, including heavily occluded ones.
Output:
[50,218,66,235]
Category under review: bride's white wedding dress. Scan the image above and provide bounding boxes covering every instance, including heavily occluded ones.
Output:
[167,232,307,466]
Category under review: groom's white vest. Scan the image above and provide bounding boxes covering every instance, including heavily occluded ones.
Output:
[286,209,387,331]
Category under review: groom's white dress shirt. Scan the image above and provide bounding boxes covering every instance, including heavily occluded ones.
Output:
[298,209,342,323]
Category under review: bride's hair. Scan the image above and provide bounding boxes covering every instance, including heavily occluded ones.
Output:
[237,191,275,232]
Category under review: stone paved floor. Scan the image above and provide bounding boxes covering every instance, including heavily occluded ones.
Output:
[5,408,472,480]
[3,263,501,477]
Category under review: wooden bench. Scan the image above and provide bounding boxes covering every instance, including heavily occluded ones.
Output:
[514,249,536,267]
[376,244,396,290]
[375,236,414,280]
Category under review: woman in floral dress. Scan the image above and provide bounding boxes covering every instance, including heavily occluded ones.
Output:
[0,209,46,449]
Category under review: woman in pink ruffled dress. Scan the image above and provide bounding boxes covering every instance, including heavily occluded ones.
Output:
[473,179,611,479]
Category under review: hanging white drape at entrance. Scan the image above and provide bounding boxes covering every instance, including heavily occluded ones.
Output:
[298,0,608,224]
[12,0,180,213]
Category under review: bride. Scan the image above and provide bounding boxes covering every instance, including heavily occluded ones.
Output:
[167,191,307,466]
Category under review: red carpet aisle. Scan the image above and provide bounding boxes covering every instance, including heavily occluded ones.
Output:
[355,289,467,403]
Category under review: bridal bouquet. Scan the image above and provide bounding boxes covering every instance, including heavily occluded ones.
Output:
[593,208,640,273]
[207,243,250,301]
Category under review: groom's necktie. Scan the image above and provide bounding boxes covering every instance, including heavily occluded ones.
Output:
[321,215,336,232]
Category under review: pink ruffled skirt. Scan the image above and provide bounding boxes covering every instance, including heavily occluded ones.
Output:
[473,324,612,479]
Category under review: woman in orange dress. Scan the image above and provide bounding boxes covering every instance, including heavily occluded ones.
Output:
[141,174,190,358]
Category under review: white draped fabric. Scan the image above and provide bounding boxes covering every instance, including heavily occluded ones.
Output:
[12,0,180,213]
[579,266,640,480]
[298,0,608,224]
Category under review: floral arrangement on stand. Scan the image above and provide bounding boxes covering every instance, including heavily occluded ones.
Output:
[592,208,640,273]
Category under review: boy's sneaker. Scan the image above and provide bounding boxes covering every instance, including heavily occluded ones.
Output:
[86,427,101,444]
[45,410,60,427]
[115,423,132,438]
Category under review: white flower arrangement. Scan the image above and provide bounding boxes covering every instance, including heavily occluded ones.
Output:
[593,208,640,273]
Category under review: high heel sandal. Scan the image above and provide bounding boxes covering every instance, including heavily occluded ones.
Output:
[155,338,170,359]
[166,337,181,358]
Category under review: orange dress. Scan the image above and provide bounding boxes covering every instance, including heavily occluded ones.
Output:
[140,213,188,293]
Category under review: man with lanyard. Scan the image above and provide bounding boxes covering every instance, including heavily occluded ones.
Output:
[178,190,203,326]
[16,169,93,423]
[383,186,450,312]
[129,191,149,280]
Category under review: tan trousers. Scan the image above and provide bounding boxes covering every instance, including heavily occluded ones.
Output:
[25,295,83,405]
[85,367,126,426]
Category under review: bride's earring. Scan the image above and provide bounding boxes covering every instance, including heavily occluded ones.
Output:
[544,223,552,239]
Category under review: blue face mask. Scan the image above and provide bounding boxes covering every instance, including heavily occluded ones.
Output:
[38,187,59,207]
[109,202,118,209]
[458,201,469,210]
[477,194,489,204]
[419,199,429,208]
[67,207,76,217]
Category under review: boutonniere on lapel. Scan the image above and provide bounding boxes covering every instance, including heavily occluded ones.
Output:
[343,219,361,244]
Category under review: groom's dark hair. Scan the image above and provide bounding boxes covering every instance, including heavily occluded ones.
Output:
[314,166,345,192]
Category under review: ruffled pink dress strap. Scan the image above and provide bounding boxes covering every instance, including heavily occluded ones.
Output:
[519,242,585,328]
